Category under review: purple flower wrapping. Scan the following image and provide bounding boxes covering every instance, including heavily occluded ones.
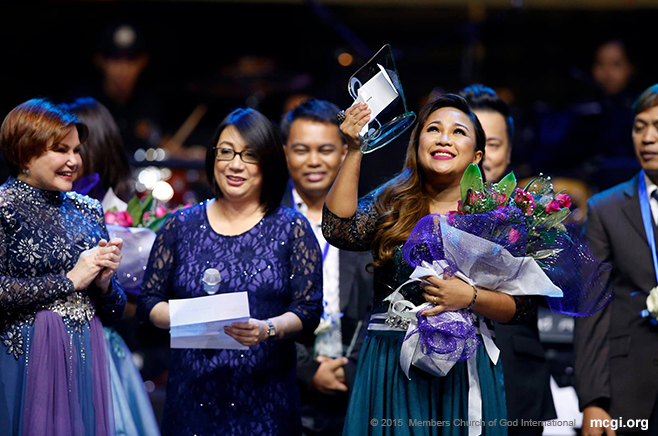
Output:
[406,309,481,362]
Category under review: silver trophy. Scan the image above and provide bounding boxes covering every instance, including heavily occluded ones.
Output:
[338,44,416,153]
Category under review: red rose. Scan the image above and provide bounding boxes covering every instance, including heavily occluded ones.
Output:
[545,200,562,213]
[555,194,571,209]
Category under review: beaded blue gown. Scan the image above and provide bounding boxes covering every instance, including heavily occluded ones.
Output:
[323,193,538,436]
[137,202,323,436]
[0,177,126,436]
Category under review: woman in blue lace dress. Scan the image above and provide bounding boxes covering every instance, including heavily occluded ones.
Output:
[137,107,323,436]
[0,99,126,436]
[323,95,539,436]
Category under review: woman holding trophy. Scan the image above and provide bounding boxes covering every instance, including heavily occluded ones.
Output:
[323,95,540,435]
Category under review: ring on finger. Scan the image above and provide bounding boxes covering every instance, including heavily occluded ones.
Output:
[433,296,437,305]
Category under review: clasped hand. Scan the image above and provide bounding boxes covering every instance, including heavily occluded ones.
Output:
[420,273,475,316]
[311,356,348,395]
[67,238,123,293]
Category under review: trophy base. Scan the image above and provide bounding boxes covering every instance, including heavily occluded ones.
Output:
[361,111,417,154]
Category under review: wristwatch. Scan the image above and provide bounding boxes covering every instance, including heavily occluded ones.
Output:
[265,319,276,340]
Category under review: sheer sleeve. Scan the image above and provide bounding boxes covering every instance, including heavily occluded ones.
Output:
[287,214,323,336]
[322,191,379,252]
[137,213,178,324]
[0,213,73,313]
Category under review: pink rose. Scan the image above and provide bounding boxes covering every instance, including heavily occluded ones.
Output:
[143,211,151,222]
[492,191,507,205]
[508,228,520,243]
[555,194,571,209]
[524,201,536,217]
[155,205,168,218]
[514,188,534,205]
[105,211,117,224]
[116,211,134,227]
[544,200,561,213]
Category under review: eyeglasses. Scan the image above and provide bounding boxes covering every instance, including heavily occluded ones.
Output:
[213,147,259,164]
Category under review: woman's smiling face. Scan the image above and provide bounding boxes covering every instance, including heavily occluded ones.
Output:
[417,106,482,183]
[213,125,263,205]
[21,127,82,192]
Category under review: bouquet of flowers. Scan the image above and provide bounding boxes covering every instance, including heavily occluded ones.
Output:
[390,165,609,379]
[105,192,191,233]
[105,192,192,295]
[456,164,572,263]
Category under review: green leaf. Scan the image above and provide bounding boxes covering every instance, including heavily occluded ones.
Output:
[146,215,168,233]
[493,171,517,205]
[460,164,484,205]
[141,192,154,214]
[126,196,143,227]
[540,207,571,229]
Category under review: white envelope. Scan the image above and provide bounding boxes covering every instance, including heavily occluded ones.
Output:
[354,64,399,136]
[169,292,250,350]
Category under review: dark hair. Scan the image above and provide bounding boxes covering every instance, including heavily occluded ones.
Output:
[0,98,87,177]
[459,84,514,145]
[592,37,634,66]
[632,84,658,116]
[279,98,344,142]
[205,108,288,215]
[63,97,134,201]
[371,93,486,266]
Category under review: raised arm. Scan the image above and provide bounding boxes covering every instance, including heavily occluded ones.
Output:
[325,102,371,218]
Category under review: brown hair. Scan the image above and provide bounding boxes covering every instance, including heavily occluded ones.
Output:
[371,94,486,267]
[632,84,658,116]
[63,97,134,201]
[0,98,85,177]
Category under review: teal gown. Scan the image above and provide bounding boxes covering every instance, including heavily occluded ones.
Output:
[322,193,537,436]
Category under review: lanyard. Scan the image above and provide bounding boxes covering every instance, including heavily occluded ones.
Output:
[638,170,658,286]
[289,181,331,263]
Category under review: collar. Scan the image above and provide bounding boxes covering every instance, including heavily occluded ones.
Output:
[645,172,658,198]
[290,186,308,216]
[8,176,66,205]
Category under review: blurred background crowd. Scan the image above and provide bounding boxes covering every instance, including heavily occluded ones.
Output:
[2,0,656,433]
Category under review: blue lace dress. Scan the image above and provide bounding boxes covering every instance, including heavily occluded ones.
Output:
[0,177,126,436]
[137,202,323,436]
[322,193,538,436]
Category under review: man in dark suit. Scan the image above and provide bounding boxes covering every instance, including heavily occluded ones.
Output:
[574,84,658,436]
[460,85,557,436]
[280,99,373,436]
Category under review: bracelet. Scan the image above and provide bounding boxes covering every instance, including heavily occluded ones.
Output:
[466,285,478,311]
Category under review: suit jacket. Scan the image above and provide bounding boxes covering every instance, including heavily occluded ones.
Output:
[283,189,374,435]
[574,172,658,424]
[494,318,557,423]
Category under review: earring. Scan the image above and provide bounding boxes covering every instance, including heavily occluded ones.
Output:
[22,169,30,176]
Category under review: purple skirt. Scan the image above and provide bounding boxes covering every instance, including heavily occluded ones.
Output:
[0,310,114,436]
